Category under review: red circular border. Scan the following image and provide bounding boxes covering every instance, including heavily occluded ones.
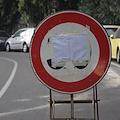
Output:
[30,11,111,93]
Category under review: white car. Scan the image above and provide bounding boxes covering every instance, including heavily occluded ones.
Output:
[5,28,34,52]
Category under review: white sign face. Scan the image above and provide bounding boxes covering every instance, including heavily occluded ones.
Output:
[41,23,99,82]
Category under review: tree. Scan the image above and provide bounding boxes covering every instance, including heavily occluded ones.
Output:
[1,0,120,34]
[0,0,20,33]
[18,0,80,26]
[58,0,79,11]
[78,0,120,25]
[18,0,52,26]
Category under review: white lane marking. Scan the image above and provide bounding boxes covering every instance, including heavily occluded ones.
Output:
[14,99,31,102]
[0,104,49,117]
[111,62,120,68]
[74,90,91,100]
[37,95,49,99]
[104,67,120,88]
[0,57,18,98]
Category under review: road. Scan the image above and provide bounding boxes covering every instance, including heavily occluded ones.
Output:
[0,51,120,120]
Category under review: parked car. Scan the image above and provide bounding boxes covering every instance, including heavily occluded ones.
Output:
[0,30,10,50]
[103,25,120,37]
[110,27,120,63]
[5,28,34,52]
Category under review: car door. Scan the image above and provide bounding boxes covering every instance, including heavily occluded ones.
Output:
[111,38,117,58]
[111,29,120,59]
[11,29,26,49]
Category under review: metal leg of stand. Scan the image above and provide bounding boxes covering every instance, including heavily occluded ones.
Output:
[49,86,99,120]
[93,85,99,120]
[93,86,96,120]
[71,94,74,119]
[95,85,99,120]
[50,89,52,120]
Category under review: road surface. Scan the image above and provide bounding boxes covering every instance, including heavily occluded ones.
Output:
[0,51,120,120]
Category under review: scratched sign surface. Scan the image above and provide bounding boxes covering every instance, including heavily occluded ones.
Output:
[30,11,111,94]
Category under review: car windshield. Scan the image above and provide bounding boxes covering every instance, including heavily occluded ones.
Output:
[14,29,26,37]
[105,28,118,36]
[113,28,120,38]
[20,28,34,36]
[25,29,34,35]
[0,31,9,37]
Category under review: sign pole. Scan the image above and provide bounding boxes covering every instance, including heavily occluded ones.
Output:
[93,86,96,120]
[71,94,74,119]
[49,89,52,120]
[95,85,99,120]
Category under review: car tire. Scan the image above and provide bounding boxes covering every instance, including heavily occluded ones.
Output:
[6,44,11,52]
[117,50,120,63]
[23,43,28,53]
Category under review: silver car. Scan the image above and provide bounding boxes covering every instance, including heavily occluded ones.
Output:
[5,28,34,52]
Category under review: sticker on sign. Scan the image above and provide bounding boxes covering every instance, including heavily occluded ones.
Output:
[30,11,111,94]
[48,34,90,68]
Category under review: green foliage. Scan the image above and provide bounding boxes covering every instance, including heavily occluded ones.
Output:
[58,0,79,11]
[0,0,20,33]
[0,0,120,33]
[18,0,52,26]
[78,0,120,25]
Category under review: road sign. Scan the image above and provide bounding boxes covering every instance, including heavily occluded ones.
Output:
[30,11,111,94]
[50,0,59,9]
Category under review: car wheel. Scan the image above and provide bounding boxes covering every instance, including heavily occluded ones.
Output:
[6,44,11,52]
[23,43,28,53]
[117,50,120,63]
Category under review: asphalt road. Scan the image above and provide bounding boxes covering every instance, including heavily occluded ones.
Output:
[0,51,120,120]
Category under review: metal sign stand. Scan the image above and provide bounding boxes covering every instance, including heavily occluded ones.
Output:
[49,85,99,120]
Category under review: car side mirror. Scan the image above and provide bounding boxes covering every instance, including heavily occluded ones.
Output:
[11,35,15,38]
[110,34,114,39]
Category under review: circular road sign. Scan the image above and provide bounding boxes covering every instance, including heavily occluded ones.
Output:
[50,0,59,9]
[30,11,111,94]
